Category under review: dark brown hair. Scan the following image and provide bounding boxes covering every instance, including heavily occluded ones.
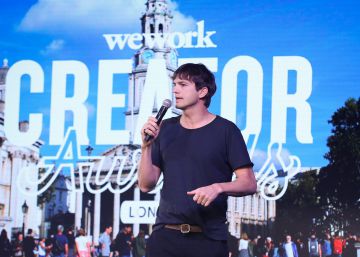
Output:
[173,63,217,108]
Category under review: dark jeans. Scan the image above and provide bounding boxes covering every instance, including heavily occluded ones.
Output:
[146,227,228,257]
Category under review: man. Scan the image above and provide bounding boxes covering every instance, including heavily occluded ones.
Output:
[139,63,257,257]
[23,229,36,257]
[66,228,75,257]
[0,229,12,257]
[279,235,298,257]
[132,230,146,257]
[52,225,68,257]
[343,233,356,257]
[333,233,344,257]
[114,225,132,257]
[265,237,274,257]
[295,237,307,257]
[12,232,24,257]
[227,231,239,257]
[321,234,332,257]
[99,225,112,257]
[308,232,321,257]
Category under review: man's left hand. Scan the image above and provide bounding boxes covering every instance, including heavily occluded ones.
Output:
[187,183,222,207]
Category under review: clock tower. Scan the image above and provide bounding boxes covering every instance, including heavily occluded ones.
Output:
[125,0,179,142]
[0,59,9,131]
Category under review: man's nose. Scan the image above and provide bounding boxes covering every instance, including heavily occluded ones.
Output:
[172,85,179,93]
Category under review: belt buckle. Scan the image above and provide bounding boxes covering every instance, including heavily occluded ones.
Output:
[180,224,191,234]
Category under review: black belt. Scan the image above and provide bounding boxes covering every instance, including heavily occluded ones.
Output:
[164,224,202,233]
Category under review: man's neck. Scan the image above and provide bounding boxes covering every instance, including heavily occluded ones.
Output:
[180,108,215,129]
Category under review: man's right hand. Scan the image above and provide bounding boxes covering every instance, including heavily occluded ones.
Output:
[141,117,160,147]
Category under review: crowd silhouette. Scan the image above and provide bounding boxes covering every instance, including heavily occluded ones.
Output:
[0,226,358,257]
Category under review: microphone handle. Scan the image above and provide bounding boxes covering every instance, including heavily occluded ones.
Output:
[144,106,168,142]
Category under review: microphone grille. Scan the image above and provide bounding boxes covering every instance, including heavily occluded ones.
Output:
[162,99,172,108]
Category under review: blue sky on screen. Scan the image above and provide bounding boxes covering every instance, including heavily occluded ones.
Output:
[0,0,359,169]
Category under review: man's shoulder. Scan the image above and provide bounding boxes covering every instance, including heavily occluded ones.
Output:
[56,234,68,242]
[162,116,180,125]
[215,115,238,128]
[212,116,243,137]
[116,232,126,239]
[158,116,180,134]
[101,232,110,240]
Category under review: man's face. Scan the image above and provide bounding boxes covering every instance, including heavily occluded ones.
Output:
[172,77,207,110]
[286,236,291,243]
[106,227,112,234]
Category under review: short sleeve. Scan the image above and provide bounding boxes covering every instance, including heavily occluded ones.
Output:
[151,136,163,170]
[227,125,253,170]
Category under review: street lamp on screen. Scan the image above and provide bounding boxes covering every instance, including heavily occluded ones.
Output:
[85,145,94,156]
[22,201,29,235]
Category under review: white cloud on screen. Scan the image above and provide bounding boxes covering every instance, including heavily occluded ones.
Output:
[252,147,292,171]
[40,39,65,55]
[167,1,197,32]
[19,0,196,34]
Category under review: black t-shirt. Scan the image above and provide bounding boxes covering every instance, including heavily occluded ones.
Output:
[53,234,68,254]
[151,115,253,240]
[115,232,131,255]
[66,232,75,248]
[227,233,239,256]
[23,236,36,257]
[0,238,12,257]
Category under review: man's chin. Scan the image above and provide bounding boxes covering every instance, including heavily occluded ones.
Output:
[175,104,185,110]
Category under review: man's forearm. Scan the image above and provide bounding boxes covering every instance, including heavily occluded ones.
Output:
[217,179,256,196]
[217,168,257,196]
[138,145,160,192]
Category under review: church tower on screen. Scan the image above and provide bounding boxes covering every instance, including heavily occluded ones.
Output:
[125,0,178,142]
[0,59,43,236]
[0,59,9,129]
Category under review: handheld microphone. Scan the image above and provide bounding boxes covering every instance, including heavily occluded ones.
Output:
[144,99,172,142]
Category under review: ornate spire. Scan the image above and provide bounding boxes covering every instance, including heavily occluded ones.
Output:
[141,0,173,41]
[3,59,9,68]
[0,58,9,86]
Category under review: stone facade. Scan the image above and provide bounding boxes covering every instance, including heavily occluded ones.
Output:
[0,59,43,237]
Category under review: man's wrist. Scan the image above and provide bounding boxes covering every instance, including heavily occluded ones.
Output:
[213,183,223,194]
[141,143,151,151]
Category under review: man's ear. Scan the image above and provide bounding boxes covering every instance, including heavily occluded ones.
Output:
[198,87,208,98]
